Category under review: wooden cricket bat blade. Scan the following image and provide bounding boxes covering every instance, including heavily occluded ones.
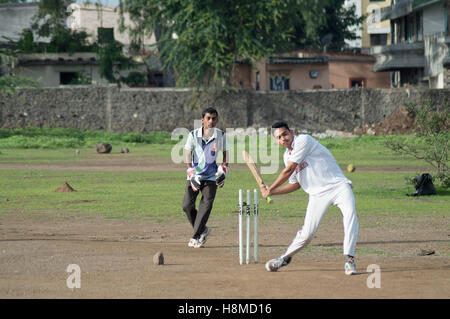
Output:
[242,150,273,204]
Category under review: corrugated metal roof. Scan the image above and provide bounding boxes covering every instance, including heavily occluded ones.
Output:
[268,56,375,65]
[269,57,328,64]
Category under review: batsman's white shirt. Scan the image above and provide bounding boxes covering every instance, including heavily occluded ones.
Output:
[285,134,351,195]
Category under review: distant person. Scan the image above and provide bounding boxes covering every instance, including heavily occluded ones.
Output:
[260,121,359,275]
[182,107,228,248]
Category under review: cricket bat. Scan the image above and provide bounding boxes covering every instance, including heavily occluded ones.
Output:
[242,150,273,204]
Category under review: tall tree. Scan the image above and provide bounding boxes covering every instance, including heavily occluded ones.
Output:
[119,0,297,89]
[291,0,364,51]
[119,0,362,89]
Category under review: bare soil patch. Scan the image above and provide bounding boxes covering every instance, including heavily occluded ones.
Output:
[0,212,448,299]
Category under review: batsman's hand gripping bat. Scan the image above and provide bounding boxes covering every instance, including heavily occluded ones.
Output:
[242,150,273,204]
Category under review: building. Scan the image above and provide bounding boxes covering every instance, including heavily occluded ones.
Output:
[0,2,49,43]
[0,2,157,88]
[65,3,155,50]
[371,0,450,88]
[363,0,392,48]
[234,50,391,90]
[345,0,392,50]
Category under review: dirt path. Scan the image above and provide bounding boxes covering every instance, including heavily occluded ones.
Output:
[0,214,448,299]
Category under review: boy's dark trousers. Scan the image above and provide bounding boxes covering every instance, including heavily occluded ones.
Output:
[182,180,217,239]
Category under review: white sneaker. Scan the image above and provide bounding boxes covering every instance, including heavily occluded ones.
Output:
[265,256,291,272]
[198,227,211,245]
[345,260,358,275]
[188,238,198,247]
[193,240,205,248]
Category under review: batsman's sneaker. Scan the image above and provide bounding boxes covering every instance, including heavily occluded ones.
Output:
[196,227,211,247]
[188,238,198,248]
[345,260,358,275]
[265,256,292,272]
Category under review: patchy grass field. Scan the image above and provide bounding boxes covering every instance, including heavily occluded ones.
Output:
[0,132,448,299]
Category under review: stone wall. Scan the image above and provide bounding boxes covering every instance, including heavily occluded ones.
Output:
[1,86,449,133]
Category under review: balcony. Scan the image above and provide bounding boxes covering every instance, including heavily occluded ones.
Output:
[370,42,425,72]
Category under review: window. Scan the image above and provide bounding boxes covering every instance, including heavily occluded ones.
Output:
[349,78,365,88]
[270,72,290,91]
[60,72,77,85]
[60,71,91,85]
[406,14,415,43]
[149,72,164,87]
[98,28,114,44]
[448,9,450,35]
[416,11,423,41]
[370,34,388,46]
[256,71,260,90]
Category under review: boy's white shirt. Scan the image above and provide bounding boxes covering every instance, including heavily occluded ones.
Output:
[285,134,350,196]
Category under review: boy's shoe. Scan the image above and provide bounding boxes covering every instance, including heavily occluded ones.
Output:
[265,256,292,272]
[197,227,211,246]
[188,238,198,247]
[345,260,358,275]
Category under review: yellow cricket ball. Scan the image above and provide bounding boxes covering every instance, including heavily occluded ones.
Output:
[347,164,356,173]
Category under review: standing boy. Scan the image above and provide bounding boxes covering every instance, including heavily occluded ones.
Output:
[182,107,228,248]
[260,121,359,275]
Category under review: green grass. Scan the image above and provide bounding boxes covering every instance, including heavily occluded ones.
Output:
[0,127,436,169]
[0,127,177,149]
[0,168,448,221]
[0,131,447,223]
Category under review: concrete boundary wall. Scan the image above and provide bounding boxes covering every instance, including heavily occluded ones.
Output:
[1,86,449,133]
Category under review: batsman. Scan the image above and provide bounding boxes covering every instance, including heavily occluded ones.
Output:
[261,121,359,275]
[182,107,228,248]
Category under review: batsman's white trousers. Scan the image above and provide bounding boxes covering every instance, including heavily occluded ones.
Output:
[281,182,359,258]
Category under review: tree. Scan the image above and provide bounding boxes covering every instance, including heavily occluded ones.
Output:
[385,102,449,187]
[119,0,297,89]
[291,0,364,51]
[31,0,72,39]
[118,0,363,90]
[30,0,95,53]
[0,47,38,95]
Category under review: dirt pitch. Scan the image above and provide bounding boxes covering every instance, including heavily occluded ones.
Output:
[0,158,449,299]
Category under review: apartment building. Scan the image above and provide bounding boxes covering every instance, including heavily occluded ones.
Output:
[371,0,450,88]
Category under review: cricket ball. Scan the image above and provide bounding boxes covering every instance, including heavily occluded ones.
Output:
[347,164,356,173]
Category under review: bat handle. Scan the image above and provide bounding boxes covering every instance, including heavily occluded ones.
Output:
[267,196,273,204]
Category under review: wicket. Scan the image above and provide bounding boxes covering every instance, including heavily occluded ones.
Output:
[238,189,259,264]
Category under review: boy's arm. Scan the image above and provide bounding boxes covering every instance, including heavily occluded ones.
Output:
[261,182,300,199]
[267,161,298,194]
[269,182,301,195]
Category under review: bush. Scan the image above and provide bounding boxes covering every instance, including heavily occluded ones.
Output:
[385,102,449,186]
